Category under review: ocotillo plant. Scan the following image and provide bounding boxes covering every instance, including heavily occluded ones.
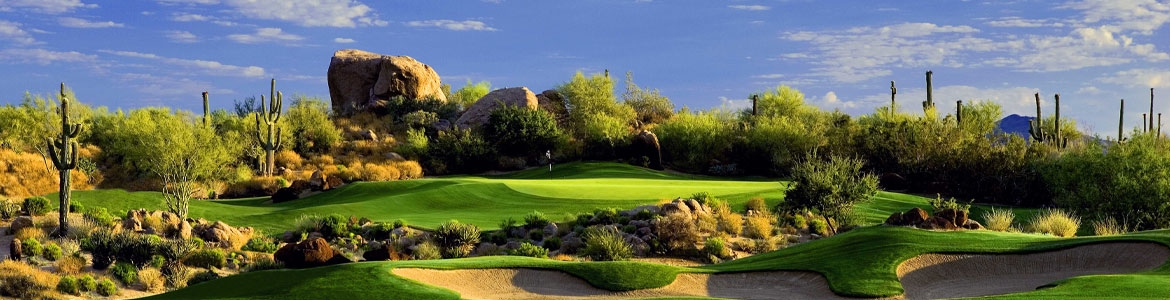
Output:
[202,91,211,127]
[47,83,81,237]
[922,71,934,112]
[254,79,283,176]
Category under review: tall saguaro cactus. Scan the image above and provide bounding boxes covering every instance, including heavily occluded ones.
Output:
[1119,99,1125,142]
[922,71,934,112]
[202,91,211,127]
[1150,88,1156,132]
[956,100,963,126]
[1028,93,1068,147]
[48,83,81,237]
[255,79,283,176]
[890,81,897,115]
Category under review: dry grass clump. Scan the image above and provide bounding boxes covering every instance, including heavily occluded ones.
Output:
[223,176,283,197]
[0,260,60,298]
[15,226,46,241]
[55,255,87,275]
[742,213,775,239]
[1029,208,1081,237]
[138,267,166,292]
[744,197,768,214]
[981,208,1016,232]
[391,161,423,179]
[712,201,744,236]
[274,149,304,170]
[1092,217,1127,236]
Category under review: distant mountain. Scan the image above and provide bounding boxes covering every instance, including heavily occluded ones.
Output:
[996,114,1033,138]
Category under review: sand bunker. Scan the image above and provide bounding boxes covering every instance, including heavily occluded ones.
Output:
[392,268,846,300]
[897,242,1170,300]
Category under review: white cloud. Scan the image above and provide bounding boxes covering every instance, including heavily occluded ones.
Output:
[1061,0,1170,35]
[100,50,265,77]
[0,48,96,65]
[171,13,209,22]
[333,37,355,43]
[752,74,784,79]
[781,22,991,82]
[728,5,770,11]
[227,27,305,44]
[159,0,386,27]
[0,0,96,14]
[719,96,752,111]
[58,17,124,28]
[1100,69,1170,89]
[406,20,497,31]
[1077,86,1103,94]
[986,17,1066,28]
[0,20,38,45]
[166,30,199,43]
[817,91,859,109]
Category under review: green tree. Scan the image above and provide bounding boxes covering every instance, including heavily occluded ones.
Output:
[622,72,674,126]
[784,153,879,234]
[449,80,491,112]
[484,105,563,158]
[655,108,735,172]
[427,128,495,174]
[556,72,636,157]
[284,96,342,155]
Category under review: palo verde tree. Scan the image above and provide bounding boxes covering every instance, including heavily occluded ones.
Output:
[255,79,284,176]
[783,153,879,234]
[48,83,81,237]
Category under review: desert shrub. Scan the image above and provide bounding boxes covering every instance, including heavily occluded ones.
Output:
[414,241,441,260]
[23,238,43,257]
[242,237,278,253]
[696,213,718,234]
[393,219,407,229]
[754,237,784,253]
[138,267,166,292]
[149,254,166,269]
[524,211,550,229]
[745,197,768,214]
[14,227,44,241]
[97,278,118,296]
[556,72,636,159]
[110,262,137,285]
[183,248,227,269]
[360,163,401,182]
[508,242,550,258]
[57,239,80,256]
[111,232,161,268]
[982,208,1015,232]
[69,202,83,213]
[78,274,96,292]
[543,236,562,251]
[159,238,199,262]
[186,270,220,286]
[590,208,620,225]
[714,203,744,236]
[243,257,283,272]
[742,214,774,239]
[0,199,20,220]
[42,242,62,261]
[393,160,424,179]
[285,96,343,154]
[434,220,480,258]
[791,214,808,229]
[1092,217,1127,236]
[657,110,734,172]
[582,226,632,261]
[785,154,879,235]
[292,214,323,234]
[57,275,79,295]
[0,260,59,298]
[527,228,544,241]
[450,80,491,112]
[485,104,564,158]
[56,255,86,275]
[703,237,732,260]
[655,213,700,253]
[83,207,118,226]
[1029,209,1081,237]
[623,71,675,125]
[809,218,830,236]
[320,213,349,239]
[161,262,191,289]
[930,194,971,213]
[22,196,50,216]
[427,128,495,174]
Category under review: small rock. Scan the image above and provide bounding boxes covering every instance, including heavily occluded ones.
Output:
[9,238,21,260]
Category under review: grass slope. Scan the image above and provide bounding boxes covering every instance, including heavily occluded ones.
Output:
[153,226,1170,299]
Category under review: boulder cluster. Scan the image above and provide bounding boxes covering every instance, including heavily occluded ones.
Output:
[885,207,984,230]
[273,237,352,269]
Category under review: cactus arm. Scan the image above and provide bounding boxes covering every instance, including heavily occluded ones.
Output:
[65,142,78,170]
[275,127,282,149]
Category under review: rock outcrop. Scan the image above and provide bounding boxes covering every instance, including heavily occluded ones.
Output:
[274,237,351,268]
[454,87,539,128]
[327,49,447,115]
[631,130,663,170]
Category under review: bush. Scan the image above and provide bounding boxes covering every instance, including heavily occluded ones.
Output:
[83,207,118,226]
[809,218,830,236]
[22,196,50,216]
[427,128,496,174]
[183,248,227,269]
[703,237,732,260]
[115,232,161,268]
[242,237,278,253]
[81,229,117,269]
[982,208,1015,232]
[527,228,544,241]
[393,219,407,229]
[1029,209,1081,237]
[161,262,190,289]
[69,202,84,213]
[742,214,774,239]
[791,214,808,229]
[745,197,768,214]
[14,227,44,241]
[42,242,61,261]
[508,242,549,258]
[22,238,43,257]
[78,274,96,292]
[111,262,137,285]
[714,204,744,236]
[1093,217,1127,236]
[159,238,199,262]
[186,270,221,286]
[785,154,879,235]
[97,278,118,296]
[582,226,632,261]
[138,267,166,292]
[655,213,700,253]
[56,255,86,275]
[930,194,971,213]
[413,241,441,260]
[434,220,480,258]
[243,257,283,272]
[150,254,166,269]
[0,199,20,220]
[57,275,79,295]
[0,260,59,298]
[543,236,562,251]
[524,211,550,229]
[485,105,564,157]
[320,213,350,239]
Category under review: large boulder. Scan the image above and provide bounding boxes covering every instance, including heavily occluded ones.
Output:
[309,171,329,191]
[901,208,929,226]
[10,216,34,233]
[630,130,663,170]
[271,187,300,203]
[195,221,251,249]
[361,243,408,261]
[274,237,350,268]
[327,49,447,115]
[921,216,957,230]
[936,209,958,225]
[885,212,904,226]
[963,219,984,230]
[454,87,539,128]
[535,90,569,124]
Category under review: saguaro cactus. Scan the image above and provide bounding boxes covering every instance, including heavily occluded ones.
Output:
[956,100,963,126]
[922,71,934,112]
[202,91,211,127]
[890,81,897,115]
[1119,99,1125,142]
[1150,88,1156,132]
[47,83,81,237]
[254,79,283,176]
[1028,93,1067,147]
[1029,93,1044,141]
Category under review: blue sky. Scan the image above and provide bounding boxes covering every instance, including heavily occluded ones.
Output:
[0,0,1167,138]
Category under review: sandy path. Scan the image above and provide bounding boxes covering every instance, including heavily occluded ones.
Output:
[897,242,1170,300]
[392,268,846,300]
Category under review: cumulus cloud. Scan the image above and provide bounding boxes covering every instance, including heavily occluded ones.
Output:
[1061,0,1170,35]
[406,20,498,31]
[333,37,355,43]
[752,74,784,79]
[227,27,305,44]
[818,91,859,109]
[728,5,769,11]
[0,0,96,14]
[0,20,38,45]
[171,13,210,22]
[157,0,386,27]
[1100,69,1170,89]
[58,17,124,28]
[166,30,199,43]
[0,48,97,65]
[986,17,1066,28]
[100,50,265,77]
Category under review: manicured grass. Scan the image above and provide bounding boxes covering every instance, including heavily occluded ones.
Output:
[975,274,1170,299]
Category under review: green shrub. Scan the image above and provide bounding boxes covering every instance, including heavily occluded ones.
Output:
[633,209,655,221]
[243,257,283,272]
[742,214,774,239]
[150,255,166,269]
[0,199,21,220]
[434,220,480,259]
[485,104,564,158]
[22,196,50,216]
[1092,217,1127,236]
[320,214,349,239]
[56,275,79,295]
[582,226,632,261]
[809,218,830,236]
[81,229,116,270]
[508,242,549,258]
[524,211,550,229]
[23,238,42,257]
[42,242,61,261]
[241,237,278,253]
[393,219,407,229]
[78,274,96,292]
[785,154,879,235]
[791,214,807,229]
[161,262,190,289]
[543,236,562,251]
[83,207,118,226]
[285,96,343,154]
[713,202,744,236]
[110,262,137,285]
[704,237,732,259]
[68,203,83,213]
[97,278,117,296]
[527,228,544,241]
[186,270,220,286]
[745,197,768,213]
[690,192,714,206]
[1029,209,1080,237]
[591,208,619,225]
[929,194,971,213]
[159,238,199,261]
[113,232,161,268]
[183,248,227,269]
[427,128,496,174]
[413,241,441,260]
[982,208,1015,232]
